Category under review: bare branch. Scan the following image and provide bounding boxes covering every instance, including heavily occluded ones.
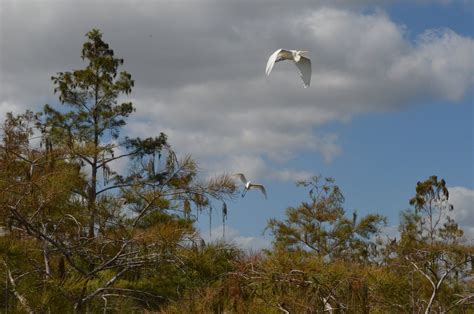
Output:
[97,151,136,169]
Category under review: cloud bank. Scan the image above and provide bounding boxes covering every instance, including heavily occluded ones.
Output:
[449,186,474,240]
[1,1,473,180]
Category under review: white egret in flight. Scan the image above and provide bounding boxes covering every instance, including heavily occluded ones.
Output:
[265,49,312,87]
[234,173,267,199]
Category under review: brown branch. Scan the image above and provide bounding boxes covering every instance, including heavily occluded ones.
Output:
[97,151,136,169]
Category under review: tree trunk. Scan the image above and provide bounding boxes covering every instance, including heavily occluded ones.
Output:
[88,82,100,240]
[88,162,97,239]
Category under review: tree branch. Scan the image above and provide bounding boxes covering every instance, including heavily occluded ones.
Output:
[96,183,135,195]
[97,151,136,169]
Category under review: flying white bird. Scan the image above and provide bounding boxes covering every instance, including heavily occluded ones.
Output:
[234,173,267,199]
[265,49,312,87]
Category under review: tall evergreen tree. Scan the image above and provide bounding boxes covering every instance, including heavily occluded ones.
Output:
[44,29,167,239]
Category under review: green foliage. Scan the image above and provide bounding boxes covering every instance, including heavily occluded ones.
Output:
[267,176,386,262]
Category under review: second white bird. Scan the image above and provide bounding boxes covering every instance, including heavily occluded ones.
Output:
[234,173,267,199]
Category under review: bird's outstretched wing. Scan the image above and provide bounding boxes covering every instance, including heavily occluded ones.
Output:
[265,49,282,76]
[249,184,267,199]
[234,173,247,185]
[293,56,311,87]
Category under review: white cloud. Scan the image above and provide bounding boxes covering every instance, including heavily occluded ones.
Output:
[271,169,313,183]
[1,2,473,181]
[206,154,313,184]
[107,140,131,175]
[202,225,271,251]
[449,186,474,240]
[0,101,23,122]
[389,29,474,102]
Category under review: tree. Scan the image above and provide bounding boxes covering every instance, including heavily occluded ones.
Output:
[396,176,473,313]
[264,176,386,311]
[267,176,386,262]
[45,28,159,239]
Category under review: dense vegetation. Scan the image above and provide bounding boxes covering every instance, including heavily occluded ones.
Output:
[1,30,472,313]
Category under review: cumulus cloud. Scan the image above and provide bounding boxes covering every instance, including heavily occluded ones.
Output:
[1,1,473,180]
[0,101,23,121]
[205,154,313,183]
[202,225,271,251]
[449,186,474,240]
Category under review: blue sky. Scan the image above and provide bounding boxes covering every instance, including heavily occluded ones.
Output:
[388,1,473,37]
[1,0,473,249]
[200,1,474,247]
